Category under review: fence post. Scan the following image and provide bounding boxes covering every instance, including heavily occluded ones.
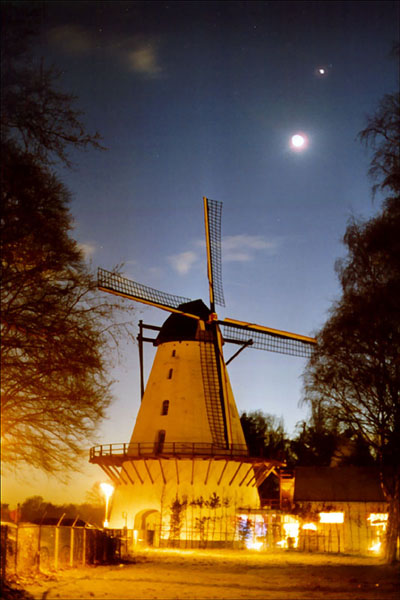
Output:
[37,523,42,572]
[54,527,59,570]
[15,524,19,575]
[70,528,74,567]
[1,525,7,581]
[82,528,87,566]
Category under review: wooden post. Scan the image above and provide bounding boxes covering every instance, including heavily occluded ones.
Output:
[70,516,79,567]
[54,513,65,570]
[70,528,74,567]
[15,524,18,575]
[1,525,8,580]
[82,528,87,566]
[138,320,145,400]
[54,527,59,570]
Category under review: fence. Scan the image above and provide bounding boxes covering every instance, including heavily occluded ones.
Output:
[1,523,121,579]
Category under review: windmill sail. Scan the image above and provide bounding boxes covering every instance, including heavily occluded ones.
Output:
[98,268,198,318]
[220,318,316,358]
[204,197,225,310]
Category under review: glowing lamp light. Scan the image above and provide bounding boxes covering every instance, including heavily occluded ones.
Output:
[318,68,325,75]
[245,540,263,551]
[319,512,344,524]
[367,513,388,526]
[100,482,114,528]
[369,541,382,553]
[302,523,317,531]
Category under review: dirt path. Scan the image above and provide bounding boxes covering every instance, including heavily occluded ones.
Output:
[9,549,400,600]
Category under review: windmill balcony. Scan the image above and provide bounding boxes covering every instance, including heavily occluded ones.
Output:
[89,442,252,466]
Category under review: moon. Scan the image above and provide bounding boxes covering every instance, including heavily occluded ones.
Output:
[290,133,308,151]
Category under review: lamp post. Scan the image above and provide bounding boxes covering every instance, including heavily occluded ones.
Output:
[100,482,114,528]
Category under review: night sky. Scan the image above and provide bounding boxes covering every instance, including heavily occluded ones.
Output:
[4,1,399,504]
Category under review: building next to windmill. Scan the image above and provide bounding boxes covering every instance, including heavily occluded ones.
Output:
[90,198,316,549]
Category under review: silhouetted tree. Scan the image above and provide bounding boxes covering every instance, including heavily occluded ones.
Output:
[358,92,399,197]
[240,411,288,460]
[289,421,338,467]
[1,4,103,167]
[303,81,400,561]
[1,5,134,474]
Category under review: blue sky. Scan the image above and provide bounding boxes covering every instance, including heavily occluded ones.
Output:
[3,1,399,505]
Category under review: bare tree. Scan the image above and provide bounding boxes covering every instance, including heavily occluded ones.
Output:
[303,204,399,563]
[1,4,134,475]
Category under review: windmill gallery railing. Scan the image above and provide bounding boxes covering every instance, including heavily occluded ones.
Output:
[90,442,253,464]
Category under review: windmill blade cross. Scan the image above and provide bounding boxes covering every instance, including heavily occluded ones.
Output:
[98,268,200,319]
[204,197,225,311]
[219,318,316,358]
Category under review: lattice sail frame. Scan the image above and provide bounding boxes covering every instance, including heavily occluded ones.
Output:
[98,268,192,314]
[204,197,225,309]
[220,322,315,358]
[98,198,316,358]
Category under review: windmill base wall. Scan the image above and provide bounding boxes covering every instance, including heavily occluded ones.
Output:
[107,458,261,547]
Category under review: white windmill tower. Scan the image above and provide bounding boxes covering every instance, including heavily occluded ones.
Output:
[90,198,315,547]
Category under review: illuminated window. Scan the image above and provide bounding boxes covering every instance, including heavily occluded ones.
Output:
[367,513,388,554]
[367,513,388,526]
[319,512,344,524]
[168,368,173,379]
[302,523,317,531]
[161,400,169,415]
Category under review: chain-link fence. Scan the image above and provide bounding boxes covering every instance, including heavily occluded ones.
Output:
[1,523,121,579]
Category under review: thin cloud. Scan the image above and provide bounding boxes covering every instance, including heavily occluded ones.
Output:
[168,251,198,275]
[179,234,279,272]
[78,242,97,259]
[223,234,279,262]
[124,43,162,77]
[48,25,163,78]
[48,25,94,55]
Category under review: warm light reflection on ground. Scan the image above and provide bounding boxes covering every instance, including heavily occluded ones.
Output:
[16,548,399,600]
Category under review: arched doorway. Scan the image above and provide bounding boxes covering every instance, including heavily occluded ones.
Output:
[134,509,161,547]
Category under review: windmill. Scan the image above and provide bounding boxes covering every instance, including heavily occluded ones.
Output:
[90,198,315,547]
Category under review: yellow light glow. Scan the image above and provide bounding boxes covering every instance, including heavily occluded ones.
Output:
[283,522,299,536]
[369,541,382,553]
[100,482,114,528]
[276,539,286,547]
[100,482,114,499]
[368,513,388,525]
[245,540,263,551]
[282,522,299,548]
[319,512,344,524]
[302,522,317,531]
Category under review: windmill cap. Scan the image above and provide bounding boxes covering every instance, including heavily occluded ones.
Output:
[156,299,211,344]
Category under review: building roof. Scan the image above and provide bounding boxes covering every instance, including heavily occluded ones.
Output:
[294,467,386,502]
[156,299,211,344]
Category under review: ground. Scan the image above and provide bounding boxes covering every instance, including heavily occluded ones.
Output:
[4,549,400,600]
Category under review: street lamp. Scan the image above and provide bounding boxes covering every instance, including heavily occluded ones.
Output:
[100,482,114,528]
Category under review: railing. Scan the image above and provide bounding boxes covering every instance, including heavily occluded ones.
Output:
[89,442,250,461]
